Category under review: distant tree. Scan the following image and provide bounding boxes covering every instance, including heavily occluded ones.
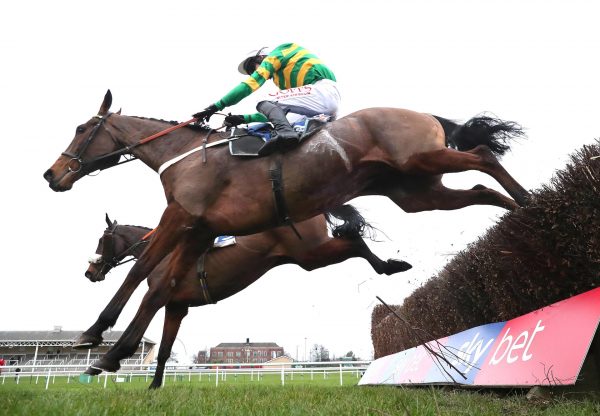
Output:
[193,350,208,364]
[345,351,357,360]
[311,344,330,362]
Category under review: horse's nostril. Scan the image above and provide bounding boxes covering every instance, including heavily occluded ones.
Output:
[43,169,53,181]
[85,271,93,279]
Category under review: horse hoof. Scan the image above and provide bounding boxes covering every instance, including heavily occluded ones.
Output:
[386,259,413,274]
[85,366,103,376]
[89,357,121,373]
[518,190,532,207]
[74,333,103,350]
[148,381,162,390]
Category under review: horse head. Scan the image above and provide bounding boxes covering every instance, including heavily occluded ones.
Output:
[43,90,122,191]
[85,214,119,282]
[85,215,151,282]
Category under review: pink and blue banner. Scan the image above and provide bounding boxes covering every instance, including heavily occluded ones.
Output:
[360,288,600,386]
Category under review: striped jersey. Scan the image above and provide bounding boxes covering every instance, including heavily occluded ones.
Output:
[215,43,336,111]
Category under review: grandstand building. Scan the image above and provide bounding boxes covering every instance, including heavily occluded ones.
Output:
[208,338,285,364]
[0,326,155,368]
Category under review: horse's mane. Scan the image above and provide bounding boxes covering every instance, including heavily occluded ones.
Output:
[122,224,153,232]
[107,223,153,235]
[130,116,211,132]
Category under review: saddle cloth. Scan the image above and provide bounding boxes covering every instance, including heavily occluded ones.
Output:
[229,115,330,157]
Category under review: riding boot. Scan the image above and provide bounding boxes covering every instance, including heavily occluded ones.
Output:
[256,101,299,156]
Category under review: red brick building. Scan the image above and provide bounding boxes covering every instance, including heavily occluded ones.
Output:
[208,339,284,364]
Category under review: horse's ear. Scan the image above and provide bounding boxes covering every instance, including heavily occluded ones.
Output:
[116,108,122,115]
[105,213,112,227]
[98,89,112,116]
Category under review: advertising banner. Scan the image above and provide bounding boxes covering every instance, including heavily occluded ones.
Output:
[360,288,600,387]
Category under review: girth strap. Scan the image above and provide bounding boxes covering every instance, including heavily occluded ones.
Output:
[268,157,302,240]
[196,253,215,304]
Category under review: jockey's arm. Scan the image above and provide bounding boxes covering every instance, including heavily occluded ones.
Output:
[215,63,273,110]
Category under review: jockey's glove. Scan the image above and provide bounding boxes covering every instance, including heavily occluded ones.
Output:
[192,104,218,122]
[224,114,246,127]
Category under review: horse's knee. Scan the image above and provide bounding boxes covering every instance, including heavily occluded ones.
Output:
[471,184,488,191]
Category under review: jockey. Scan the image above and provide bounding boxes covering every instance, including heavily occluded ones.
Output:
[193,43,340,156]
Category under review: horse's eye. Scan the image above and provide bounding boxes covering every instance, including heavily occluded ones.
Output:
[76,125,86,134]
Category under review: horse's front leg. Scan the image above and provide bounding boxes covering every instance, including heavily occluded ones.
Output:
[75,202,195,349]
[86,228,212,375]
[296,238,412,275]
[148,302,189,389]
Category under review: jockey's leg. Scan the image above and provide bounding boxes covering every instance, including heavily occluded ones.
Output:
[256,101,299,156]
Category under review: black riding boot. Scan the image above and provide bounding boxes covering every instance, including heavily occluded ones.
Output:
[256,101,299,156]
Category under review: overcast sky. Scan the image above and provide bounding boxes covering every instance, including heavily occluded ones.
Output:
[1,0,598,362]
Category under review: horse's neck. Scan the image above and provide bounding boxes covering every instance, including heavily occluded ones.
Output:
[108,115,207,172]
[120,226,152,259]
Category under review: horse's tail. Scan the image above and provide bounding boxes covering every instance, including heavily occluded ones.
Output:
[433,114,525,156]
[324,204,375,240]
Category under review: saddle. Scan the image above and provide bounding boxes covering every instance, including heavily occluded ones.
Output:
[229,115,330,157]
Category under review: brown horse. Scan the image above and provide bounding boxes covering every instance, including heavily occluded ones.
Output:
[86,210,409,388]
[43,90,528,375]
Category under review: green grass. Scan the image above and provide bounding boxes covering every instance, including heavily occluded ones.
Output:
[1,373,600,415]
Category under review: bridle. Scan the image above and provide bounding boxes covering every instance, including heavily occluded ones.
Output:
[88,223,149,277]
[61,113,126,174]
[62,112,201,176]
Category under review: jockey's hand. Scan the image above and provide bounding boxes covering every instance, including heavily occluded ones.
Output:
[224,114,246,127]
[192,104,218,122]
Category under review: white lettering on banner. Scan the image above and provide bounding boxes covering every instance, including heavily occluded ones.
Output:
[489,320,545,365]
[449,332,496,374]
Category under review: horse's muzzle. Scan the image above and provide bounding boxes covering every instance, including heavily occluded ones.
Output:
[85,266,106,282]
[43,167,73,192]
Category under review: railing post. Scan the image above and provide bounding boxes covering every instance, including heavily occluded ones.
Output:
[45,369,50,390]
[339,363,343,386]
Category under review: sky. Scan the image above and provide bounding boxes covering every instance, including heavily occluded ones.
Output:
[1,0,599,362]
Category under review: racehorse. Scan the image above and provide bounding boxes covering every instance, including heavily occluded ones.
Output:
[43,90,529,375]
[86,210,409,388]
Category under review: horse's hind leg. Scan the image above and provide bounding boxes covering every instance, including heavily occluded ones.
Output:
[402,146,529,206]
[148,303,188,389]
[87,229,212,375]
[297,238,412,275]
[388,182,519,212]
[75,202,195,350]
